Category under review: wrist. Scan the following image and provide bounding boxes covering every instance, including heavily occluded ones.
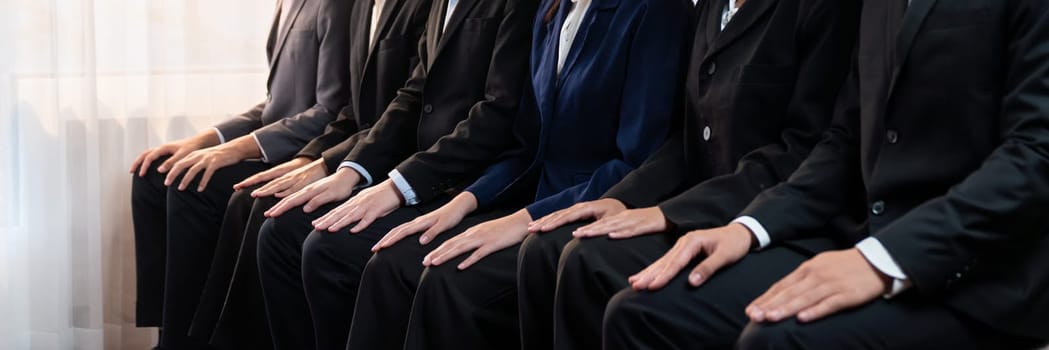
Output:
[731,223,757,250]
[194,131,221,148]
[453,192,479,214]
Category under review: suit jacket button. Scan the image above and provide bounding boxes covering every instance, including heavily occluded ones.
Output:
[871,201,886,216]
[703,126,712,141]
[707,61,717,76]
[423,104,434,114]
[886,129,899,144]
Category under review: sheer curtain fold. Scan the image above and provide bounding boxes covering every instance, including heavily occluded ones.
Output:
[1,1,271,349]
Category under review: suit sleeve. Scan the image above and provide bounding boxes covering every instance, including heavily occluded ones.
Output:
[525,2,689,219]
[873,2,1049,296]
[657,0,859,230]
[297,106,359,161]
[391,0,539,204]
[343,27,431,183]
[214,101,267,141]
[252,0,353,163]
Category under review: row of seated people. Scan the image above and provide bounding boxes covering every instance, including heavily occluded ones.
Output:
[129,0,1049,349]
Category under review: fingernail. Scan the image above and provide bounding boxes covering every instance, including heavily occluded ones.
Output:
[751,309,765,320]
[689,272,702,286]
[798,312,810,321]
[768,310,782,320]
[419,236,430,244]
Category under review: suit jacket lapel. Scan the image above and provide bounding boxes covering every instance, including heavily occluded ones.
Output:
[886,0,936,99]
[270,0,308,68]
[432,0,480,63]
[558,0,620,84]
[265,0,282,63]
[425,0,443,68]
[704,0,776,60]
[363,0,404,77]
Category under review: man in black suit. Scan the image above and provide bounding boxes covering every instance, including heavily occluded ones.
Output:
[603,1,1049,348]
[255,0,536,348]
[186,1,432,349]
[127,0,350,348]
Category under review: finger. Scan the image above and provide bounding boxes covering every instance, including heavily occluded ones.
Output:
[532,210,568,232]
[418,224,444,245]
[759,276,817,318]
[177,162,205,191]
[764,281,829,323]
[303,191,336,213]
[645,242,702,290]
[254,178,290,197]
[349,212,376,234]
[164,157,191,186]
[266,190,311,217]
[130,151,148,174]
[138,151,160,177]
[373,221,421,251]
[546,206,597,232]
[688,249,735,287]
[581,214,638,237]
[797,294,850,323]
[197,164,217,192]
[325,206,362,232]
[426,238,475,266]
[156,149,181,173]
[457,245,494,270]
[274,181,305,198]
[751,267,808,309]
[238,171,278,191]
[527,212,558,233]
[748,272,809,322]
[630,261,665,290]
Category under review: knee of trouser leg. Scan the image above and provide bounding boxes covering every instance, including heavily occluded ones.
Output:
[735,320,806,350]
[602,288,650,341]
[558,237,618,279]
[415,259,466,297]
[227,188,254,208]
[301,230,341,273]
[520,233,558,267]
[131,170,163,203]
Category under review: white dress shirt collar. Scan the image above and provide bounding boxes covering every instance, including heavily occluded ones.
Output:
[371,0,387,50]
[557,0,593,75]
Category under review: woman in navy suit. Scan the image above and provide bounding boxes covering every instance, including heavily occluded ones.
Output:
[349,0,693,349]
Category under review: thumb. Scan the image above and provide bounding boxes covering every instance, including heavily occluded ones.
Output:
[688,243,733,287]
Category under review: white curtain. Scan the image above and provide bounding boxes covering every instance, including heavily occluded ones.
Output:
[0,1,272,349]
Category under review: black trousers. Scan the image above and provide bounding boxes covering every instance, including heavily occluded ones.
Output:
[131,158,268,349]
[602,245,1036,350]
[346,208,513,350]
[256,202,338,350]
[518,224,679,350]
[191,184,277,350]
[516,222,584,350]
[257,196,445,350]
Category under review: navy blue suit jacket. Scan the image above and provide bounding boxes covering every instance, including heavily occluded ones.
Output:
[465,0,692,218]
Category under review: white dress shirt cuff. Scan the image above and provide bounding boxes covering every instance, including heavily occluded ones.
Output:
[388,169,419,206]
[250,132,271,163]
[855,237,913,298]
[212,127,227,144]
[732,216,771,250]
[337,161,375,188]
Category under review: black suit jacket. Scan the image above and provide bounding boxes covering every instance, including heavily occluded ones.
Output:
[296,0,434,172]
[215,0,353,162]
[604,0,859,231]
[344,0,537,203]
[741,0,1049,340]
